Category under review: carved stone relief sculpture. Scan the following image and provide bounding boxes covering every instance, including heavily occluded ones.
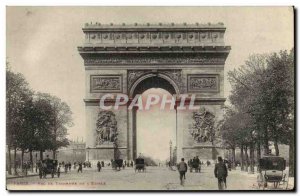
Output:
[187,74,219,92]
[189,107,215,144]
[90,75,122,92]
[95,110,118,146]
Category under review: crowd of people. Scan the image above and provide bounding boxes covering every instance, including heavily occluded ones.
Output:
[57,161,92,173]
[30,154,230,190]
[55,159,136,173]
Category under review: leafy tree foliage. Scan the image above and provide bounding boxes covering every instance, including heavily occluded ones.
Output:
[221,49,294,176]
[6,66,73,175]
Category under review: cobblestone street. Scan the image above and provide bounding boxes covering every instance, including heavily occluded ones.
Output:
[6,165,294,191]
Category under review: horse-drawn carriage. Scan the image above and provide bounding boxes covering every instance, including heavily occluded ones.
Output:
[38,159,60,179]
[258,156,288,189]
[135,158,146,172]
[113,159,123,171]
[188,159,201,173]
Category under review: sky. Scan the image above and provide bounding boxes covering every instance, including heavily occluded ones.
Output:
[137,88,176,161]
[6,7,294,159]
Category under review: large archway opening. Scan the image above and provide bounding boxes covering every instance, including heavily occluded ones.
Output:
[136,88,176,166]
[131,75,179,165]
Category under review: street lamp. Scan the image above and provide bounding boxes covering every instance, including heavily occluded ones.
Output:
[173,146,177,165]
[169,140,172,167]
[87,146,90,162]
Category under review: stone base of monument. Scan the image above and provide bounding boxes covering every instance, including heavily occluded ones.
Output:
[86,147,128,166]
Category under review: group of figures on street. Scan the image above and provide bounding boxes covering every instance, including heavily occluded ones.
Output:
[59,161,91,173]
[36,155,228,190]
[177,156,228,190]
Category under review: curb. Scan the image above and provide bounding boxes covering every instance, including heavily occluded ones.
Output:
[7,174,39,179]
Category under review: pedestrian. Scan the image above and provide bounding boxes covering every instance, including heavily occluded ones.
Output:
[214,156,228,190]
[177,158,188,186]
[78,162,83,173]
[97,161,101,172]
[64,164,68,173]
[227,161,232,171]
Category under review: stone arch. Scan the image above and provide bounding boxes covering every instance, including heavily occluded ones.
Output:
[129,72,180,98]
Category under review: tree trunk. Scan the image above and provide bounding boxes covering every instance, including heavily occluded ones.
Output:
[21,150,24,172]
[256,141,261,172]
[249,143,255,174]
[244,146,249,172]
[232,147,236,170]
[263,128,269,155]
[8,146,12,175]
[274,137,279,156]
[211,140,217,160]
[52,150,56,160]
[14,148,17,175]
[40,150,43,161]
[240,145,244,171]
[289,131,294,177]
[29,150,33,172]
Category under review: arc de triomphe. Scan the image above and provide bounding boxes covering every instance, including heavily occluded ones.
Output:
[78,22,231,162]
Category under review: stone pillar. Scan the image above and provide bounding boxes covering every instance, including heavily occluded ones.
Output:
[132,107,137,160]
[176,106,184,161]
[127,106,138,161]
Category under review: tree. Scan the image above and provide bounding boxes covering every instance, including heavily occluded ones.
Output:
[227,49,294,176]
[17,97,36,171]
[33,94,55,160]
[219,107,242,170]
[264,50,294,156]
[228,54,270,155]
[6,66,33,175]
[35,93,73,159]
[6,65,74,175]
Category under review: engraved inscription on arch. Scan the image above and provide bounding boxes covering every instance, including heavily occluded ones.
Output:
[187,74,219,92]
[90,75,122,93]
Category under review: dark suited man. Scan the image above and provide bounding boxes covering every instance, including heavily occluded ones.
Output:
[214,156,228,190]
[177,158,188,185]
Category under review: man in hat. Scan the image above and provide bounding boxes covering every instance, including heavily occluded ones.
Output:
[214,156,228,190]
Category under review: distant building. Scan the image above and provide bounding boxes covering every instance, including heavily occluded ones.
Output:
[57,140,86,163]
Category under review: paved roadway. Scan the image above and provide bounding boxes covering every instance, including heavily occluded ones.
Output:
[6,165,292,191]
